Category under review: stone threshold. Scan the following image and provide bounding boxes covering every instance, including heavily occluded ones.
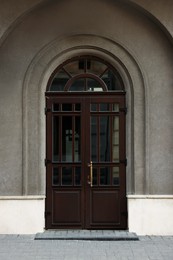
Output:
[35,230,139,241]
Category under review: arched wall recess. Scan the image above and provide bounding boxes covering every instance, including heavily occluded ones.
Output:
[22,34,146,196]
[1,0,173,49]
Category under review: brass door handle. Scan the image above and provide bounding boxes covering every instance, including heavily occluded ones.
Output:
[87,161,93,187]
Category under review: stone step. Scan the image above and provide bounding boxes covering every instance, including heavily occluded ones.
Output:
[35,230,139,241]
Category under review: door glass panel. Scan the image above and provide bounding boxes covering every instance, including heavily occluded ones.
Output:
[53,103,60,111]
[100,167,111,185]
[91,117,98,162]
[74,117,81,162]
[75,103,81,111]
[87,60,107,76]
[48,56,125,92]
[112,167,119,185]
[100,103,110,111]
[88,78,103,92]
[62,116,72,162]
[100,116,110,162]
[91,104,97,111]
[62,103,72,111]
[53,116,59,161]
[112,117,119,162]
[64,60,84,76]
[69,79,85,91]
[101,69,123,91]
[93,168,98,186]
[50,69,70,91]
[52,167,59,186]
[62,167,72,185]
[75,167,81,186]
[112,104,119,112]
[78,60,87,71]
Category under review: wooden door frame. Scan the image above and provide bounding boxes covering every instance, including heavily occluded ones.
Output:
[45,92,127,230]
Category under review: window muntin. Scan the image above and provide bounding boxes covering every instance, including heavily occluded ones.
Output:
[48,57,124,92]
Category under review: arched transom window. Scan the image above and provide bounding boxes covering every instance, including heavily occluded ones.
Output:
[47,56,124,92]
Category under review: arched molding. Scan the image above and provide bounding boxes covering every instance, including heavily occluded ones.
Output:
[22,34,147,195]
[1,0,172,49]
[126,0,173,43]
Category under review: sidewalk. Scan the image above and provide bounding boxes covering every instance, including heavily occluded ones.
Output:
[0,235,173,260]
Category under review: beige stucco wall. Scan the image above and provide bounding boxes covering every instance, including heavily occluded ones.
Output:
[0,0,173,197]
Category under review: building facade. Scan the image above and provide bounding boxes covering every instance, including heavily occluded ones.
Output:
[0,0,173,235]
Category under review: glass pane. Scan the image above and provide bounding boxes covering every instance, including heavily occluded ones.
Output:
[91,117,98,162]
[100,116,110,162]
[74,117,81,162]
[75,104,81,111]
[93,168,98,186]
[49,58,124,92]
[100,167,111,185]
[87,78,103,92]
[78,60,88,71]
[62,116,72,162]
[112,167,119,185]
[62,104,72,111]
[102,69,124,91]
[100,103,110,111]
[112,117,119,162]
[53,103,60,111]
[50,69,70,91]
[69,79,85,91]
[90,104,97,111]
[87,59,107,76]
[64,60,84,76]
[53,116,59,161]
[112,104,119,112]
[62,167,72,185]
[53,168,59,185]
[75,167,81,186]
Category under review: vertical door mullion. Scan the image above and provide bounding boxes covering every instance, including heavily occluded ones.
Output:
[72,115,75,185]
[119,99,126,163]
[110,115,113,185]
[59,115,62,162]
[84,97,92,228]
[59,115,62,186]
[80,98,86,227]
[72,115,75,162]
[45,98,53,229]
[97,116,100,163]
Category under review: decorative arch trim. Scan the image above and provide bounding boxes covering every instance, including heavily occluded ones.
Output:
[22,34,147,196]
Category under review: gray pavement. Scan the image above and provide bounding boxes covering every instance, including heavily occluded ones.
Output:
[0,235,173,260]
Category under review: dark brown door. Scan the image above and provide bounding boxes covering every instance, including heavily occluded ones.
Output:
[45,93,127,229]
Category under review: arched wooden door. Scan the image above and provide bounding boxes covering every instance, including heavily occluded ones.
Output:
[45,57,127,229]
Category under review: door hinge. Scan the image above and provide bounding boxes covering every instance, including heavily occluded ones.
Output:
[120,158,127,166]
[45,107,51,115]
[120,107,127,114]
[44,159,51,166]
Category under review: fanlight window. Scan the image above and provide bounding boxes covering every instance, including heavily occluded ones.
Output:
[48,56,124,92]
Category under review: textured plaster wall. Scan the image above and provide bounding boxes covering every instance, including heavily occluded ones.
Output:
[129,0,173,38]
[1,0,173,41]
[0,0,173,196]
[0,0,44,41]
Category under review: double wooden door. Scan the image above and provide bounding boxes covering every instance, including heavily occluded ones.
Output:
[45,93,127,229]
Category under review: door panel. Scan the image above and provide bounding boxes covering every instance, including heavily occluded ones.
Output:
[52,190,81,224]
[91,190,120,223]
[85,96,126,229]
[45,93,127,229]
